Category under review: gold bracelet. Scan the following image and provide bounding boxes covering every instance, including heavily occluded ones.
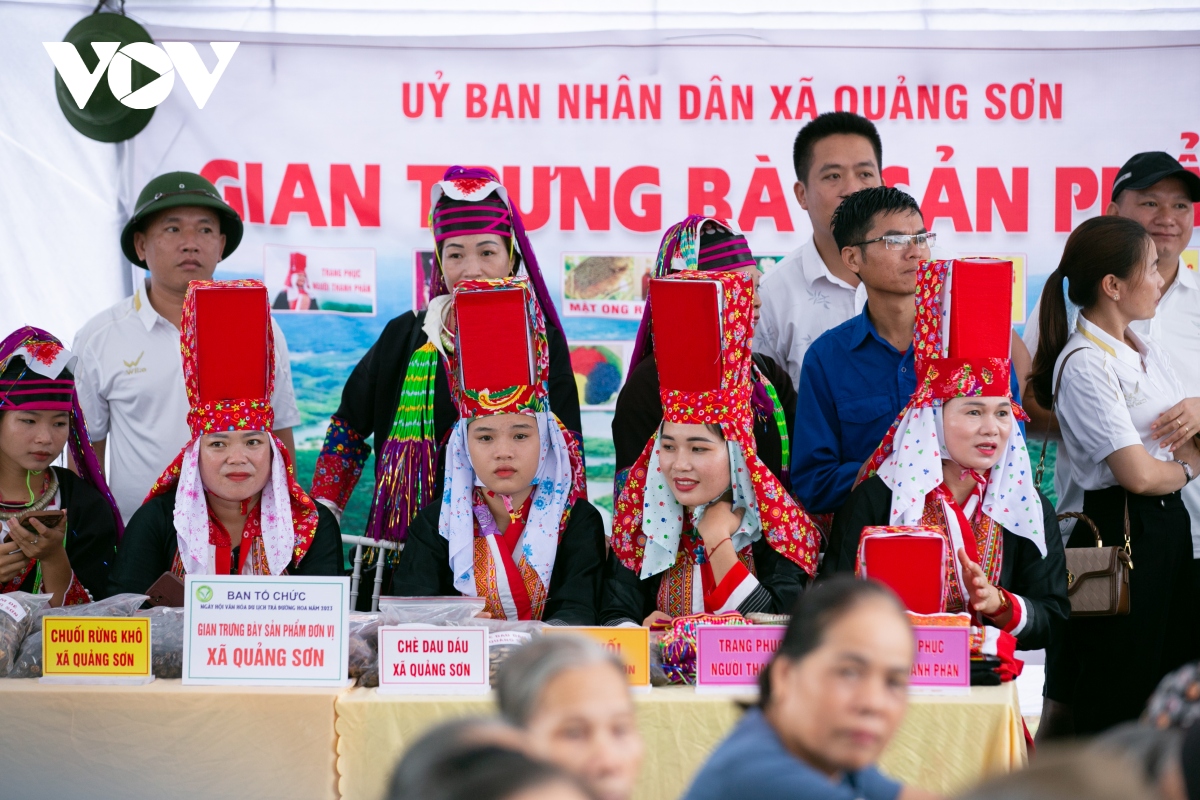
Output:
[987,589,1011,619]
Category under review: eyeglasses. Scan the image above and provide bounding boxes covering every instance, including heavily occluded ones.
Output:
[852,232,936,250]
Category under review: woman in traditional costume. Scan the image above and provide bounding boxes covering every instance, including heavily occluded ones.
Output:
[825,258,1067,652]
[272,252,319,311]
[602,271,821,626]
[390,278,603,624]
[613,216,795,498]
[312,167,581,602]
[110,281,343,593]
[0,328,120,605]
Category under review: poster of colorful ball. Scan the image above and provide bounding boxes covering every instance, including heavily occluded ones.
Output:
[569,342,627,410]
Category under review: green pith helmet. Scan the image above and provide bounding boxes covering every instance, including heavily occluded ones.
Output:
[120,172,244,268]
[54,13,157,143]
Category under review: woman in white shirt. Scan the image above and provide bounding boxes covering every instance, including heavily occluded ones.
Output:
[1030,215,1200,735]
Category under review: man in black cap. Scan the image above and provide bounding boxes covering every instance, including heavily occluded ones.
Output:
[73,172,300,524]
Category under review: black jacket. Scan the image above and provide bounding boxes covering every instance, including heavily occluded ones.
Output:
[391,496,606,625]
[108,487,345,596]
[825,475,1069,650]
[599,535,808,626]
[334,309,581,498]
[8,467,119,600]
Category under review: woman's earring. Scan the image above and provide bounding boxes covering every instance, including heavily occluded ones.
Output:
[1112,294,1120,301]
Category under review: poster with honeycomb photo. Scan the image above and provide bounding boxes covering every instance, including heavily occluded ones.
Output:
[561,253,654,320]
[570,341,628,411]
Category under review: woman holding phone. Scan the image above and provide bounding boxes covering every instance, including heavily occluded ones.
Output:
[0,327,121,606]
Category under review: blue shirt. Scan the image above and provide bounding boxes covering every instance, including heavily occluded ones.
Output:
[792,306,1021,515]
[682,708,901,800]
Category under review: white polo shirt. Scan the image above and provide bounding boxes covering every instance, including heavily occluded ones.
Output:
[1055,315,1185,503]
[73,279,301,524]
[1027,266,1200,553]
[754,237,867,390]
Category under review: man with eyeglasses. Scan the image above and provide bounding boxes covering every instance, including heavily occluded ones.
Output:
[791,186,1021,518]
[73,172,300,524]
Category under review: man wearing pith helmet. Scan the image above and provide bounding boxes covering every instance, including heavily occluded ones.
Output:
[73,172,301,525]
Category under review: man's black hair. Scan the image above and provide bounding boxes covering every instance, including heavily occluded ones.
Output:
[792,111,883,184]
[830,186,923,251]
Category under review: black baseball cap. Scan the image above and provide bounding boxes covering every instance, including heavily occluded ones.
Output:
[1111,151,1200,203]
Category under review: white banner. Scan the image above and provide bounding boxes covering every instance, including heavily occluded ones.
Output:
[130,27,1200,526]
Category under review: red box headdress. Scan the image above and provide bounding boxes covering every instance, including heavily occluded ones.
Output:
[145,280,319,576]
[439,277,585,605]
[863,259,1046,555]
[611,270,821,580]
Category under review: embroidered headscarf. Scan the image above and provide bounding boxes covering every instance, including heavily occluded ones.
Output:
[611,271,821,581]
[862,259,1046,556]
[0,327,122,537]
[428,166,563,334]
[630,215,755,371]
[361,166,567,546]
[439,277,585,614]
[144,281,320,576]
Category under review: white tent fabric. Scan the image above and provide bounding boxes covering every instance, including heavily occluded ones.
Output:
[3,0,1200,342]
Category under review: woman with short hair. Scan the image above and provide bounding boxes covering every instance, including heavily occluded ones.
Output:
[496,636,644,800]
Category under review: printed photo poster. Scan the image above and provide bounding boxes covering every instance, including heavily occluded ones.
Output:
[755,254,787,276]
[562,254,654,320]
[570,341,629,411]
[413,250,437,312]
[263,244,377,315]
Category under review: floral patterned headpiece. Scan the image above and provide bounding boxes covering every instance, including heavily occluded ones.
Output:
[447,277,549,420]
[180,280,276,439]
[611,271,821,579]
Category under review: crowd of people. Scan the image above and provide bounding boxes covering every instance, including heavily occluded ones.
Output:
[3,109,1200,796]
[381,592,1200,800]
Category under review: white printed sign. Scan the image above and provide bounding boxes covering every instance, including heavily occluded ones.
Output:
[377,624,490,695]
[182,574,350,687]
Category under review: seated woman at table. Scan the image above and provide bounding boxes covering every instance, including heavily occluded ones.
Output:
[613,215,796,495]
[109,281,343,594]
[684,576,937,800]
[824,259,1067,651]
[496,636,644,800]
[390,278,604,624]
[0,327,121,606]
[601,270,821,626]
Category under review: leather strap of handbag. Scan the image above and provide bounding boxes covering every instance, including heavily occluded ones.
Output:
[1036,347,1133,616]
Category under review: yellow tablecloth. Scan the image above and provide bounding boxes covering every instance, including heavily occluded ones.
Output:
[0,678,343,800]
[880,683,1028,794]
[335,683,1026,800]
